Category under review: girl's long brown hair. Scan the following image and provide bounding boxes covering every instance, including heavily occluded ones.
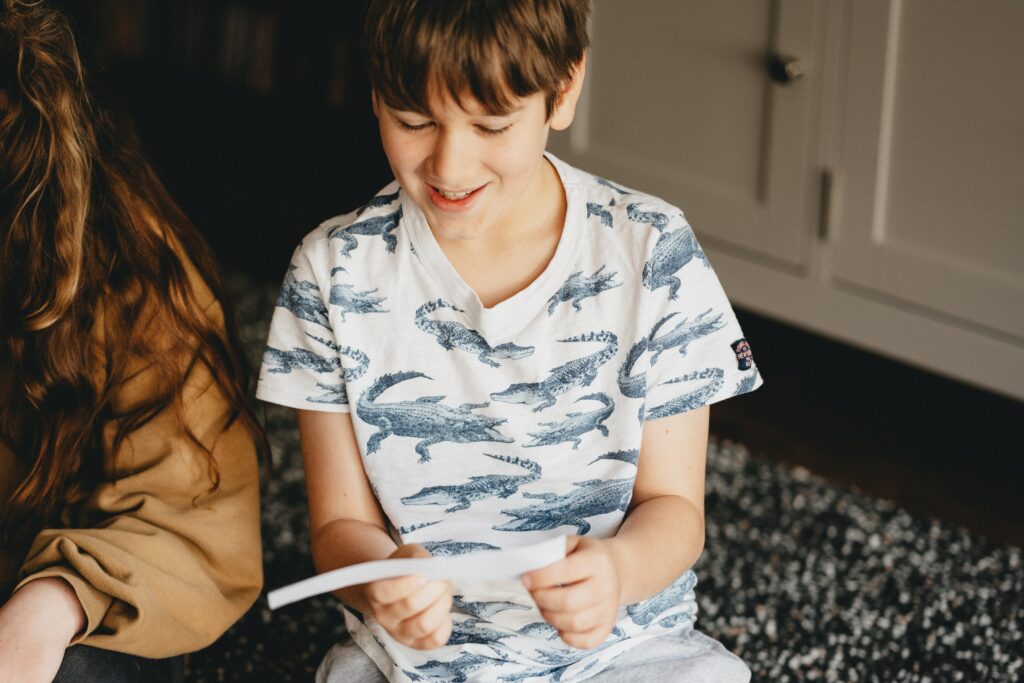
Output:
[0,1,264,538]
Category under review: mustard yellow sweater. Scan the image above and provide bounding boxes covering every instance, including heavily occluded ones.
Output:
[0,264,262,658]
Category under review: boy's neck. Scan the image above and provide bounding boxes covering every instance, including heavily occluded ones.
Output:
[432,157,568,309]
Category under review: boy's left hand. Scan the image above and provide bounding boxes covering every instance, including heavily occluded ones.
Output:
[521,536,622,649]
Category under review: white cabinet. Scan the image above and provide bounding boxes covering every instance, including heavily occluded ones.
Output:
[550,0,1024,399]
[564,0,818,267]
[833,0,1024,340]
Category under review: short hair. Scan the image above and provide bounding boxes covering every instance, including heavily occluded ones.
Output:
[362,0,590,119]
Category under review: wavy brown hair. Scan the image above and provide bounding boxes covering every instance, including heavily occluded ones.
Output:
[0,1,264,538]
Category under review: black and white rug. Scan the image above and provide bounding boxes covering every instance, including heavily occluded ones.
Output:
[184,277,1024,682]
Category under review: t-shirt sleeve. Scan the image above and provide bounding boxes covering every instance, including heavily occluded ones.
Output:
[641,214,762,421]
[256,243,351,412]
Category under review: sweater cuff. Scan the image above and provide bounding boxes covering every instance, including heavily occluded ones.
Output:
[14,570,113,644]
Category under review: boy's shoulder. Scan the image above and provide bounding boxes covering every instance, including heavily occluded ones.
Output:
[563,158,689,237]
[291,181,404,263]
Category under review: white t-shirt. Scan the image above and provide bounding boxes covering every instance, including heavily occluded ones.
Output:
[257,153,762,682]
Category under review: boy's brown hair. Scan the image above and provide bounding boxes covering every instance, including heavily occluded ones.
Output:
[363,0,590,118]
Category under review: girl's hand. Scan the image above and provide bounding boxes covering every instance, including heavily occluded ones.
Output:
[0,578,85,683]
[522,536,623,649]
[364,544,453,650]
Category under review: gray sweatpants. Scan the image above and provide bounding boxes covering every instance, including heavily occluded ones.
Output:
[316,629,751,682]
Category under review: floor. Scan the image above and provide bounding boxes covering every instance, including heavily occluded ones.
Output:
[710,308,1024,548]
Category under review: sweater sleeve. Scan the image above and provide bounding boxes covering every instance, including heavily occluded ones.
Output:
[13,288,262,657]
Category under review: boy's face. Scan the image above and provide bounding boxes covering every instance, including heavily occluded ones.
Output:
[373,64,584,244]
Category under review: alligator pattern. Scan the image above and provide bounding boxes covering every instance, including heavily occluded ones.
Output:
[329,282,388,322]
[493,478,633,534]
[397,520,442,536]
[415,299,534,367]
[523,392,614,450]
[356,371,513,462]
[355,190,400,216]
[263,332,369,406]
[645,367,725,421]
[734,368,760,395]
[648,308,726,364]
[546,266,621,316]
[631,203,712,300]
[586,201,614,228]
[626,570,698,626]
[409,652,492,683]
[328,206,402,257]
[490,331,618,412]
[421,540,500,556]
[453,595,531,619]
[401,454,542,512]
[275,264,329,327]
[517,622,561,640]
[588,449,640,467]
[262,346,339,376]
[532,626,626,667]
[617,336,648,400]
[447,617,516,649]
[626,202,671,231]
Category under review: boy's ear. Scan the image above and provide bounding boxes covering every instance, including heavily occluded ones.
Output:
[549,53,587,132]
[371,89,381,118]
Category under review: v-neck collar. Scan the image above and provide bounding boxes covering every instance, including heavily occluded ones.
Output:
[402,152,585,340]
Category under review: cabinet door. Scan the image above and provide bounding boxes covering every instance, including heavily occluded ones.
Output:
[833,0,1024,341]
[549,0,818,268]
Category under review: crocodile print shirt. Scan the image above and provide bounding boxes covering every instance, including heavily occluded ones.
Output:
[257,153,762,682]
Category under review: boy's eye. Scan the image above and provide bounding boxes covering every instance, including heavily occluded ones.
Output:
[398,120,432,132]
[478,124,513,136]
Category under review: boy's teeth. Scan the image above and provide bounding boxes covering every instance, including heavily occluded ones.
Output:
[438,188,473,200]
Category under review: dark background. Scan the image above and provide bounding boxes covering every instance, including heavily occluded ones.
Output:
[51,1,1024,546]
[57,0,393,279]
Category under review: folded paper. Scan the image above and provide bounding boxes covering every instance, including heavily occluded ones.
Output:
[267,536,567,610]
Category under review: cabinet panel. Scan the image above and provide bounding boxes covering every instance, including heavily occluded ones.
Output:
[550,0,818,268]
[833,0,1024,340]
[586,3,770,200]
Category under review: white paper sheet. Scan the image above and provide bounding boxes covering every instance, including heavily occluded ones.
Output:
[267,536,567,610]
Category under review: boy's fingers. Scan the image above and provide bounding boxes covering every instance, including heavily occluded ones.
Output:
[366,574,427,606]
[368,543,435,605]
[523,545,592,590]
[541,601,610,636]
[398,589,453,643]
[530,577,605,613]
[559,623,613,651]
[376,579,450,623]
[409,617,453,651]
[391,543,431,560]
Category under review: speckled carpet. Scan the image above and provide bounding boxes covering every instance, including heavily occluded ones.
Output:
[184,277,1024,682]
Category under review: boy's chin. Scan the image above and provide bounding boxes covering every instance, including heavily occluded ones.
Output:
[426,218,488,242]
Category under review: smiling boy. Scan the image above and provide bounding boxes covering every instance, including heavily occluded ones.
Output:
[257,1,760,681]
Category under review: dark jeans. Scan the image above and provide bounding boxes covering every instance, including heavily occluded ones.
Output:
[54,645,184,683]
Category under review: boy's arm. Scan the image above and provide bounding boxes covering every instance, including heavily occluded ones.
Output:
[299,409,454,649]
[606,405,708,605]
[298,409,397,613]
[524,405,708,648]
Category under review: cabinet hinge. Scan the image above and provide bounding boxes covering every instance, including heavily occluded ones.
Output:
[819,168,839,241]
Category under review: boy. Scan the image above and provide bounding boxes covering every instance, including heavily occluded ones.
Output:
[258,1,760,680]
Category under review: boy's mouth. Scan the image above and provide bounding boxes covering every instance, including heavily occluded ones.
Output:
[436,188,474,200]
[427,183,486,210]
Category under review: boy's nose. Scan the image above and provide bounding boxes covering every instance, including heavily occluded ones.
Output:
[429,130,475,189]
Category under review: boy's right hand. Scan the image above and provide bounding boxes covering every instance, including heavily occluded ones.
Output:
[364,544,453,650]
